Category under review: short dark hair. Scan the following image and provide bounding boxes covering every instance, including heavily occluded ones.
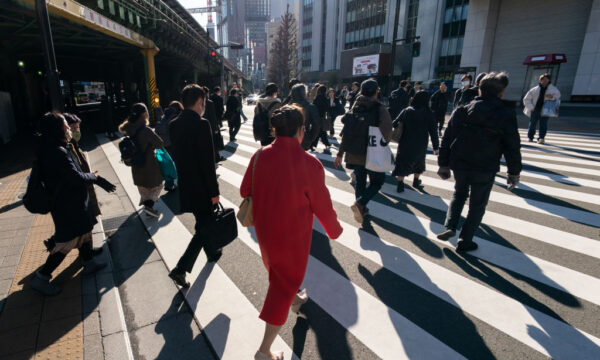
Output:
[461,74,473,82]
[213,86,221,93]
[479,72,509,98]
[168,100,183,112]
[539,73,552,82]
[317,84,327,96]
[181,84,206,108]
[271,104,304,137]
[475,72,488,86]
[400,80,409,88]
[265,83,279,96]
[288,78,299,89]
[291,83,307,99]
[410,90,431,109]
[352,82,360,88]
[39,112,66,142]
[63,113,81,125]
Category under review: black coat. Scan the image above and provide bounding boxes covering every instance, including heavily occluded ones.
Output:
[459,86,479,106]
[430,90,449,118]
[209,93,224,121]
[225,95,241,124]
[39,140,97,243]
[439,96,522,175]
[388,88,410,119]
[290,98,321,150]
[169,110,219,216]
[205,99,219,134]
[392,107,439,177]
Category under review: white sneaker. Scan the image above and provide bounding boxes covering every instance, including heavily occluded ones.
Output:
[538,138,545,144]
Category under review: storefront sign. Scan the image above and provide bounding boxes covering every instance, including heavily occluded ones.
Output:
[83,8,132,40]
[352,54,380,76]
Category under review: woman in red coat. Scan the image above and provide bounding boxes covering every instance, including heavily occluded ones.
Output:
[241,105,343,360]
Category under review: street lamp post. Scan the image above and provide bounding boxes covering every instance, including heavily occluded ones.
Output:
[35,0,63,111]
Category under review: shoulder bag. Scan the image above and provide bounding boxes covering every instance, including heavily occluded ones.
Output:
[237,148,262,227]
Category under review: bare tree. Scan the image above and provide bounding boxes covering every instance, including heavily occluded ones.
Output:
[267,5,300,96]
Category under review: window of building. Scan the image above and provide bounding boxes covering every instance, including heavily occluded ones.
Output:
[344,0,386,49]
[439,0,469,71]
[405,0,419,40]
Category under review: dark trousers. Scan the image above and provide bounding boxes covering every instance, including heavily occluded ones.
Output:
[311,130,331,148]
[229,116,241,139]
[354,165,386,207]
[435,112,445,132]
[444,170,496,243]
[527,110,548,140]
[176,212,218,273]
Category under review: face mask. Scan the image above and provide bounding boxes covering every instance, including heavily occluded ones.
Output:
[72,130,82,142]
[462,81,471,87]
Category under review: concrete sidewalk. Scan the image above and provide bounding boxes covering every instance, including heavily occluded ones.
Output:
[0,136,216,360]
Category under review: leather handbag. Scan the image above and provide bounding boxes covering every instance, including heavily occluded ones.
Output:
[237,148,262,227]
[211,203,238,249]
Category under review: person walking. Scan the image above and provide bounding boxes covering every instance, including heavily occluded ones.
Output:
[430,82,449,136]
[210,86,225,127]
[523,73,561,144]
[156,101,183,149]
[30,112,116,295]
[281,78,300,105]
[225,88,242,141]
[458,72,487,106]
[347,82,360,109]
[254,83,282,146]
[453,74,472,108]
[437,72,522,252]
[239,89,249,123]
[393,91,440,192]
[311,84,332,152]
[327,88,343,137]
[388,80,411,120]
[335,79,393,223]
[408,81,422,98]
[119,103,164,218]
[289,83,321,151]
[168,85,222,287]
[240,105,343,360]
[339,85,349,108]
[202,86,224,162]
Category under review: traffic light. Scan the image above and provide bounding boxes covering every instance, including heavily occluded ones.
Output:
[211,50,216,57]
[412,41,421,57]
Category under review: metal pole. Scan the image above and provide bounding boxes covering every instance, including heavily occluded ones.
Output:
[35,0,63,112]
[387,0,402,95]
[220,0,226,91]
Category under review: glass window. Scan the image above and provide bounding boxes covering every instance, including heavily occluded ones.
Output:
[457,37,464,53]
[441,38,449,56]
[445,8,453,23]
[462,4,469,20]
[448,37,457,56]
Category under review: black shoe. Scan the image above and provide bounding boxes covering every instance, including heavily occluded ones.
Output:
[169,268,190,288]
[412,178,422,188]
[528,138,534,143]
[397,181,405,193]
[43,238,56,252]
[436,229,456,241]
[207,249,223,263]
[456,240,478,252]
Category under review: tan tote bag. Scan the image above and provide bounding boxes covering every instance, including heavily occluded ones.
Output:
[237,148,262,227]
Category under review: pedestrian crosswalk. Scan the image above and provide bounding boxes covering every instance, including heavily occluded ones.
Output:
[97,114,600,359]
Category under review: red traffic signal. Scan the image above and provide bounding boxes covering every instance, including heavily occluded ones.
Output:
[211,51,216,57]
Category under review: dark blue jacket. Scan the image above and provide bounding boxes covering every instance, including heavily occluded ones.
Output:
[39,140,97,243]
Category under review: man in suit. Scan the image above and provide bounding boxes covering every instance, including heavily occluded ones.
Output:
[168,84,221,288]
[203,86,224,162]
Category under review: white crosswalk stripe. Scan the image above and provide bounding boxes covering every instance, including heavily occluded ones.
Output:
[98,111,600,359]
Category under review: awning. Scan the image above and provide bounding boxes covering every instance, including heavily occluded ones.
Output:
[523,54,567,65]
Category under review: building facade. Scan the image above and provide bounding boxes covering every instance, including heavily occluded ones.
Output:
[299,0,599,101]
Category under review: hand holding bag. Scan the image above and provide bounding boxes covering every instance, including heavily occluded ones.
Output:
[210,203,238,250]
[365,126,395,173]
[237,148,262,227]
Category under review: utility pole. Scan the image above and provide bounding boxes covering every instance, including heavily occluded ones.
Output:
[387,0,402,95]
[35,0,63,111]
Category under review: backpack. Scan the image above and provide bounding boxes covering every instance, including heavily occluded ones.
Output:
[253,101,278,142]
[119,126,146,167]
[23,161,53,214]
[340,106,378,156]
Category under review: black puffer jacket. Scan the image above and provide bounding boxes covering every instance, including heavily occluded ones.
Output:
[439,96,522,175]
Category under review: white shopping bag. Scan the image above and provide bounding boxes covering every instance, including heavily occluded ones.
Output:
[541,99,560,117]
[365,126,395,173]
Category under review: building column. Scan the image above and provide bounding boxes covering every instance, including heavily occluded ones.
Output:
[460,0,501,74]
[572,0,600,98]
[140,47,160,122]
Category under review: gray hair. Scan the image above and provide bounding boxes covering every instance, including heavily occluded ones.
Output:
[479,72,509,98]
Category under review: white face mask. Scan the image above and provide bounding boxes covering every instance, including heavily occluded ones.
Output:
[462,81,471,87]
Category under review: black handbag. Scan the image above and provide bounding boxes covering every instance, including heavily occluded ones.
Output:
[210,203,238,250]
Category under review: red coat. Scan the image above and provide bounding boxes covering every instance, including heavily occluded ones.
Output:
[241,136,343,325]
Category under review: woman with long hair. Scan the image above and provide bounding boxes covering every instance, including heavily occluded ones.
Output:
[393,90,440,192]
[240,105,343,360]
[311,84,332,152]
[119,103,164,217]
